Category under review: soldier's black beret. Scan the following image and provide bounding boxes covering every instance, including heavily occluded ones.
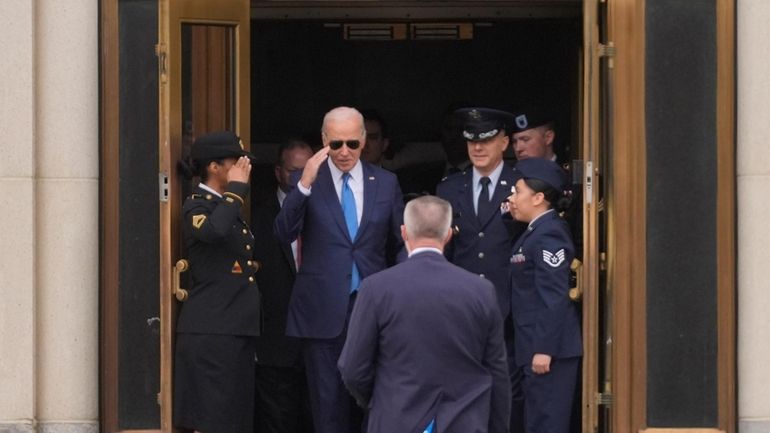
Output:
[513,157,567,192]
[454,107,516,141]
[510,108,554,134]
[191,131,256,162]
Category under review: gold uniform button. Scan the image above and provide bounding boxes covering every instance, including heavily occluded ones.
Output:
[478,252,485,259]
[478,232,485,238]
[247,260,253,266]
[246,245,252,251]
[242,229,248,235]
[249,276,255,283]
[205,194,213,200]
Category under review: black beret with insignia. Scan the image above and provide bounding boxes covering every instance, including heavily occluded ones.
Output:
[510,107,554,134]
[191,131,256,162]
[454,107,516,142]
[512,157,567,192]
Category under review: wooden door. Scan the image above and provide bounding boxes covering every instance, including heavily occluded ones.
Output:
[157,2,251,432]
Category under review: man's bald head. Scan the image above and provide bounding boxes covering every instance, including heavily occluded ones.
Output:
[322,106,366,136]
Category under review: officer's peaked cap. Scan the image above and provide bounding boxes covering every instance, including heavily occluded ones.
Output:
[454,107,516,141]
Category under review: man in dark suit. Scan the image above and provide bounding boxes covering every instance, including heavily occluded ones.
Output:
[436,107,527,433]
[252,139,314,433]
[338,195,510,433]
[274,106,405,433]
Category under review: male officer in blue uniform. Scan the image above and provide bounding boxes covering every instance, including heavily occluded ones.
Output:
[436,107,527,433]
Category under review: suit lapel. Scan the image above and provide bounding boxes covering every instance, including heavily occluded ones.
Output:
[317,162,351,240]
[355,163,379,243]
[272,196,297,274]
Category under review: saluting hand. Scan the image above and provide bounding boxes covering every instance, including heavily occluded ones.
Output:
[299,146,330,189]
[532,353,552,375]
[227,156,252,184]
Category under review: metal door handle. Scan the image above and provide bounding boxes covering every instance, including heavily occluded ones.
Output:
[173,259,189,302]
[569,258,583,302]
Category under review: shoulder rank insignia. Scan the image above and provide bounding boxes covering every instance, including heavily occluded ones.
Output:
[543,249,566,267]
[192,214,207,229]
[231,261,243,274]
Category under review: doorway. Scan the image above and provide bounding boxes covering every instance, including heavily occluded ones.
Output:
[100,1,614,432]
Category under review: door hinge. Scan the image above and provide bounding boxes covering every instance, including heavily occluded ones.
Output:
[157,392,161,405]
[596,392,613,406]
[598,42,616,68]
[159,172,169,202]
[155,43,168,83]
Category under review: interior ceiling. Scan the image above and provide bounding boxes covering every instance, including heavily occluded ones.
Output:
[250,0,582,20]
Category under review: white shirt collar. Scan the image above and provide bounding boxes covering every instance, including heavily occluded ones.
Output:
[328,158,364,184]
[472,161,505,191]
[198,182,222,198]
[408,247,443,257]
[276,187,287,206]
[528,209,555,228]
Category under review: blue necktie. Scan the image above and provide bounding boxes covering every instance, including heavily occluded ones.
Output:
[423,419,435,433]
[342,173,360,292]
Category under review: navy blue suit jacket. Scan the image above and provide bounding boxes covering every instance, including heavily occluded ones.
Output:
[274,160,405,339]
[436,166,527,318]
[338,252,510,433]
[509,211,582,367]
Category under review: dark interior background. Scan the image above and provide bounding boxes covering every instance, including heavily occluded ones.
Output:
[250,19,581,157]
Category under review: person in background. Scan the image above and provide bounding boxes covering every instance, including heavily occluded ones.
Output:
[252,139,314,433]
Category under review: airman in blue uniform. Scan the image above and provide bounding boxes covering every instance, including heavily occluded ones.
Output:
[507,157,583,433]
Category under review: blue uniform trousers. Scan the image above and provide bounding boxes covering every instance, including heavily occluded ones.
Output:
[521,357,580,433]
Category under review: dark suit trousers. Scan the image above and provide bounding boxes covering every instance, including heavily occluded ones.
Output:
[303,294,363,433]
[521,357,580,433]
[255,364,313,433]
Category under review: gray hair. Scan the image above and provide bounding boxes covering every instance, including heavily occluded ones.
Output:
[403,196,453,242]
[321,106,366,137]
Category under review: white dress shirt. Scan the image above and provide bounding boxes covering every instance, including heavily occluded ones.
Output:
[408,247,443,257]
[198,182,222,198]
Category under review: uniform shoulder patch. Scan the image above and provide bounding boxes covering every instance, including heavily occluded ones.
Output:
[192,214,207,229]
[542,249,566,267]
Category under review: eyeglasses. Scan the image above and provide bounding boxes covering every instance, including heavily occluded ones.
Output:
[328,140,361,150]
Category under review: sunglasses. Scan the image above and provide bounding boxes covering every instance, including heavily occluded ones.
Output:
[328,139,361,150]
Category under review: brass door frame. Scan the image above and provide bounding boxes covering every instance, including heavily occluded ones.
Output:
[158,2,251,433]
[580,0,601,431]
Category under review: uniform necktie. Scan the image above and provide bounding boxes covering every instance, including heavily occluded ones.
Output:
[342,173,360,292]
[477,176,493,222]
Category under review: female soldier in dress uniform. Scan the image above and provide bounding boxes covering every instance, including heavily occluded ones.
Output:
[506,157,582,433]
[174,131,260,433]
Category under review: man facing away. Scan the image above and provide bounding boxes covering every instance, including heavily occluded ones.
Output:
[274,106,405,433]
[338,195,510,433]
